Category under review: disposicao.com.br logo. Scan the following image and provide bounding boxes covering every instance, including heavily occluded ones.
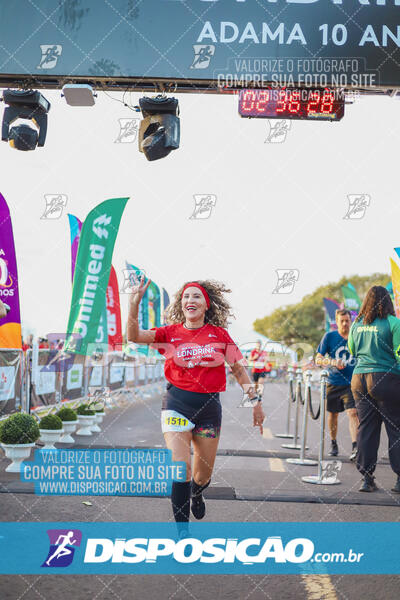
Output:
[0,522,382,574]
[84,535,314,565]
[39,529,365,572]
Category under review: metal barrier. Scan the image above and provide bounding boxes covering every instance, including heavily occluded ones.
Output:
[275,366,295,439]
[124,357,136,389]
[108,352,126,391]
[62,353,85,401]
[0,349,24,416]
[27,348,57,412]
[137,362,146,386]
[13,349,165,418]
[302,369,341,486]
[281,368,308,451]
[286,370,317,466]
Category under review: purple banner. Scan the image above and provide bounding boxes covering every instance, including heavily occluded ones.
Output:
[0,193,22,348]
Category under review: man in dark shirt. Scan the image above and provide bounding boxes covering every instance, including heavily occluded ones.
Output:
[315,309,359,461]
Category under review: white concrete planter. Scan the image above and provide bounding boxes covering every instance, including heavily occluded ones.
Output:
[91,412,105,433]
[39,429,64,450]
[76,415,95,436]
[1,442,36,472]
[59,421,77,443]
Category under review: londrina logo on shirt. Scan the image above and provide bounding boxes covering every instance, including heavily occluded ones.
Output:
[175,343,218,366]
[153,324,243,372]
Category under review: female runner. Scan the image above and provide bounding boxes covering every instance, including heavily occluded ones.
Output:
[127,277,265,533]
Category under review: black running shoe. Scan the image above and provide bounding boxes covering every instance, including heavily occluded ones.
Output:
[328,440,338,457]
[391,476,400,494]
[191,494,206,520]
[359,475,378,492]
[349,446,357,462]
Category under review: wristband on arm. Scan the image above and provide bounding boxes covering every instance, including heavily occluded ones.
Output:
[250,394,263,405]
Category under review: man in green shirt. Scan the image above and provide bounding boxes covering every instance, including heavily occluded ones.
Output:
[348,285,400,493]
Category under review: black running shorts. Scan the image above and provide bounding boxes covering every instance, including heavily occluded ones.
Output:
[326,384,356,413]
[252,371,267,382]
[162,383,222,433]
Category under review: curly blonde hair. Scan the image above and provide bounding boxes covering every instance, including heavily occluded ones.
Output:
[164,280,235,328]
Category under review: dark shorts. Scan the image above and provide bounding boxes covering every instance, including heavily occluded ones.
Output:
[162,383,222,434]
[326,384,355,413]
[253,371,267,382]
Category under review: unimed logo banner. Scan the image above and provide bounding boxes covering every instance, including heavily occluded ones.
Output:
[1,522,400,574]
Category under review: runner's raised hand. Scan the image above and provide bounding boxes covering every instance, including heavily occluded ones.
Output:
[129,274,151,307]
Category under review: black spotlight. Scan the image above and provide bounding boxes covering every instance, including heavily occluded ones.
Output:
[1,89,51,151]
[138,95,180,161]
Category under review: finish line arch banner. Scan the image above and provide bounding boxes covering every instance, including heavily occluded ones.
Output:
[0,1,399,89]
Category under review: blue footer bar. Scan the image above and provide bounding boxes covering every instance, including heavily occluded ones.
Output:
[0,522,398,574]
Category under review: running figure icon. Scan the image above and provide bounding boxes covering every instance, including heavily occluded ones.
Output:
[45,531,77,566]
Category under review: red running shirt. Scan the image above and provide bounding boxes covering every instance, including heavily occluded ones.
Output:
[150,323,244,393]
[250,349,268,373]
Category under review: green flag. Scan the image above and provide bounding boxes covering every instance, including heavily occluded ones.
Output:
[64,197,128,355]
[125,261,149,356]
[148,280,161,328]
[125,262,147,330]
[341,283,361,311]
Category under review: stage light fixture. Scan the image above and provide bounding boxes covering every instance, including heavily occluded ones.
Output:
[62,84,97,106]
[138,95,180,161]
[1,89,50,151]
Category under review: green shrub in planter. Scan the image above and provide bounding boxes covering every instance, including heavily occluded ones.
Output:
[56,407,77,422]
[39,414,63,430]
[76,405,95,416]
[89,401,105,413]
[0,413,40,444]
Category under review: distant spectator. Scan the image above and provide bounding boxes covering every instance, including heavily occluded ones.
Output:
[38,337,49,349]
[249,340,269,395]
[22,333,33,352]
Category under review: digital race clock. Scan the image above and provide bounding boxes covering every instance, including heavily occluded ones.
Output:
[238,88,345,122]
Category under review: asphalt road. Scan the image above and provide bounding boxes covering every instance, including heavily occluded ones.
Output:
[0,380,399,599]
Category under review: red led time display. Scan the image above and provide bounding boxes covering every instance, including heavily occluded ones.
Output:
[238,88,344,121]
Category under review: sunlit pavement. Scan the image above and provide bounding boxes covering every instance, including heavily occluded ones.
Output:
[2,382,398,507]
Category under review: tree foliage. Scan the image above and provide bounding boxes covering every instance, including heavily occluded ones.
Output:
[254,273,390,350]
